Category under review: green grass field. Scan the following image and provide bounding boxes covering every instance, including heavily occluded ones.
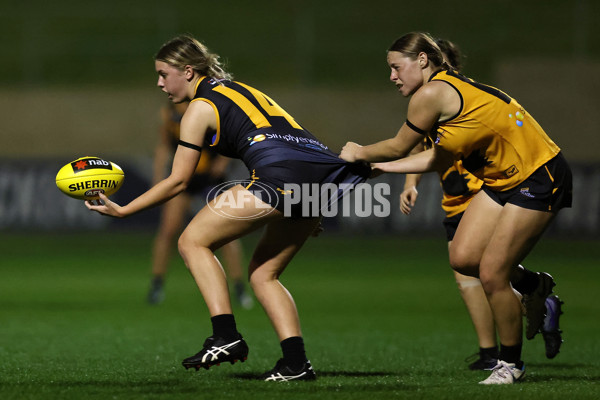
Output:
[1,232,599,399]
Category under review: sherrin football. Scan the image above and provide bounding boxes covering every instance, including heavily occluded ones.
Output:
[55,156,124,200]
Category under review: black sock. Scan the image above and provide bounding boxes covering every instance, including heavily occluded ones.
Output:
[499,343,522,365]
[151,275,164,286]
[281,336,307,370]
[480,345,499,359]
[211,314,238,341]
[512,268,539,295]
[234,280,245,297]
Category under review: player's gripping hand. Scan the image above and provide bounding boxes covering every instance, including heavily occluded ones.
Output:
[339,142,362,163]
[86,193,124,218]
[399,186,418,215]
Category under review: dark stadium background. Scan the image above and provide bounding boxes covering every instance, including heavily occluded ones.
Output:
[1,2,600,399]
[1,0,598,235]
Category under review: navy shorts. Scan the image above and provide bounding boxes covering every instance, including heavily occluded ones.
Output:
[186,174,223,199]
[243,160,370,218]
[443,212,464,242]
[482,152,572,212]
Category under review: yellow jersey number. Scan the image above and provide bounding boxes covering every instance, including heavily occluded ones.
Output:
[213,83,302,130]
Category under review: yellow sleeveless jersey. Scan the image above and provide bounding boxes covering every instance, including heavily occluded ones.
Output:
[429,70,560,191]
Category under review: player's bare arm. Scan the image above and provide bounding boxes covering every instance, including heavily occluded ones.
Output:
[372,145,453,175]
[86,101,215,217]
[340,82,448,163]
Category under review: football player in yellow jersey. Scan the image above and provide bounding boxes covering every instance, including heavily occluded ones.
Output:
[399,39,563,370]
[341,32,572,384]
[147,101,253,310]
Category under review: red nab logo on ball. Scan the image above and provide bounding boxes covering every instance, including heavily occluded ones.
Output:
[71,158,113,173]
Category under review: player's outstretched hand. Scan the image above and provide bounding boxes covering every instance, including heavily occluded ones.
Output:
[86,193,124,218]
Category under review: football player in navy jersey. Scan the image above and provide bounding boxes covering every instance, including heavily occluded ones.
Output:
[87,34,369,381]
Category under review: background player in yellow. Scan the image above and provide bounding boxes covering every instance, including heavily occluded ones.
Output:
[341,32,572,384]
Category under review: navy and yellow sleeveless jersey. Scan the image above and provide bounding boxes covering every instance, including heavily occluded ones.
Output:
[439,160,483,217]
[190,77,343,169]
[164,103,215,175]
[424,137,483,217]
[429,69,560,191]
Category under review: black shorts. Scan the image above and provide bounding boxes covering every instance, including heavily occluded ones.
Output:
[443,212,464,242]
[243,160,370,218]
[482,152,572,212]
[186,174,223,198]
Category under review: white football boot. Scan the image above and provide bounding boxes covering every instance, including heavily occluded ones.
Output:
[479,360,525,385]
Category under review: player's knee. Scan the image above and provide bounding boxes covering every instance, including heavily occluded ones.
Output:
[449,247,478,274]
[478,271,508,295]
[248,272,265,292]
[479,278,500,295]
[177,231,198,265]
[248,262,278,290]
[177,235,189,264]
